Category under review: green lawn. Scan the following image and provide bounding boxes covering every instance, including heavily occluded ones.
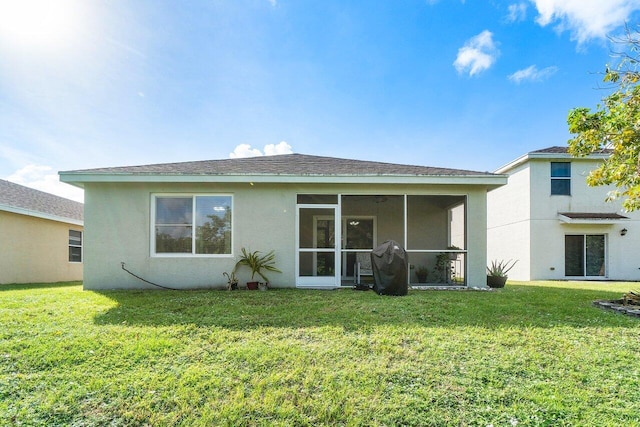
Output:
[1,281,639,426]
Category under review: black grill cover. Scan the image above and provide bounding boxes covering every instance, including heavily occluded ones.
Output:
[371,240,408,296]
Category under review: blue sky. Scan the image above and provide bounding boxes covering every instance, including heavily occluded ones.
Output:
[1,0,640,202]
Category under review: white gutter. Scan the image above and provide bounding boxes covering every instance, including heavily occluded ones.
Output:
[59,172,508,188]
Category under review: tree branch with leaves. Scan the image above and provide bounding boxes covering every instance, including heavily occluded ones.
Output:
[568,26,640,211]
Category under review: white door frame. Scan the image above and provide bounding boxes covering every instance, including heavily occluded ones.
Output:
[295,203,341,288]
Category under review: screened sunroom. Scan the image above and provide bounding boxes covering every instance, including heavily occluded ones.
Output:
[296,194,466,288]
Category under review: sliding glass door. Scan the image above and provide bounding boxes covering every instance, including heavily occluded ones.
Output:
[565,234,606,277]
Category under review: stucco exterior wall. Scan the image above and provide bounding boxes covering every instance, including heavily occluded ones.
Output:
[83,181,295,290]
[83,182,493,289]
[0,210,83,284]
[529,158,640,280]
[488,156,640,281]
[487,163,531,280]
[465,190,489,287]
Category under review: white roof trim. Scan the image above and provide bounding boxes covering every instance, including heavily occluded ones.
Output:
[60,172,508,188]
[0,203,84,226]
[558,213,628,225]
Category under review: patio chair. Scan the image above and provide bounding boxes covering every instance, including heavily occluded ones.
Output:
[354,252,373,285]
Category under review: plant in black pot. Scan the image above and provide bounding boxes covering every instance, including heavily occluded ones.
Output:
[234,248,281,290]
[486,259,518,288]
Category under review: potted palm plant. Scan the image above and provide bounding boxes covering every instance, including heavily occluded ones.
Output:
[486,259,518,288]
[233,248,281,290]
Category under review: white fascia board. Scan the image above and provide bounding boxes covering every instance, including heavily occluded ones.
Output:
[0,203,83,226]
[59,172,508,187]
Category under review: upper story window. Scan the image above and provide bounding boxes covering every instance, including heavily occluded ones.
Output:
[152,194,232,256]
[69,230,82,262]
[551,162,571,195]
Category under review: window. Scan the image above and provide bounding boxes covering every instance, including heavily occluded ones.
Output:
[153,195,232,256]
[69,230,82,262]
[565,234,605,277]
[297,194,338,204]
[551,162,571,195]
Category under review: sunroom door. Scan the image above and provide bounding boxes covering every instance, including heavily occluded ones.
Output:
[296,205,341,288]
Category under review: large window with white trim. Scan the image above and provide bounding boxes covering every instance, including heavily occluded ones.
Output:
[152,195,232,256]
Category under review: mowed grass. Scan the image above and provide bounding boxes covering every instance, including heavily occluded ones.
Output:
[1,281,640,426]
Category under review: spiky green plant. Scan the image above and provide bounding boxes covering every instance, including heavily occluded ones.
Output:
[233,248,282,283]
[487,259,518,277]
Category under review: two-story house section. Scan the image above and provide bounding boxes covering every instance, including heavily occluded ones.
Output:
[487,146,640,281]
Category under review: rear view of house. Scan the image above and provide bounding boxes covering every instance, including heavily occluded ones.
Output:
[60,154,506,290]
[487,147,640,281]
[0,179,84,284]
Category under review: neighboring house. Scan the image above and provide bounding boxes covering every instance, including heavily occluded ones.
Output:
[0,179,84,284]
[59,154,506,290]
[487,146,640,281]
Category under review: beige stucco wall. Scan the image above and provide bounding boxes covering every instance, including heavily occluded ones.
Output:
[82,181,493,289]
[0,210,83,284]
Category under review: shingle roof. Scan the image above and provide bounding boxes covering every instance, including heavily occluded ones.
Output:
[0,179,83,223]
[531,146,612,155]
[559,212,628,220]
[63,153,493,177]
[531,146,569,154]
[495,146,612,173]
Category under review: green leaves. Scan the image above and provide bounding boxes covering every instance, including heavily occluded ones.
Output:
[487,259,518,278]
[233,248,282,283]
[567,31,640,211]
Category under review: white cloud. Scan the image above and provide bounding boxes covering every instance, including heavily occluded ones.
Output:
[264,141,293,156]
[229,141,294,158]
[507,3,528,22]
[453,30,499,76]
[6,164,84,202]
[508,65,558,83]
[531,0,640,44]
[229,144,263,159]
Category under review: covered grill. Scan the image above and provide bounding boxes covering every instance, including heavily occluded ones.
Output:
[371,240,408,296]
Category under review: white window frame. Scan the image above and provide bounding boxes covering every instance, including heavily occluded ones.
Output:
[68,229,83,263]
[151,193,234,258]
[551,162,571,196]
